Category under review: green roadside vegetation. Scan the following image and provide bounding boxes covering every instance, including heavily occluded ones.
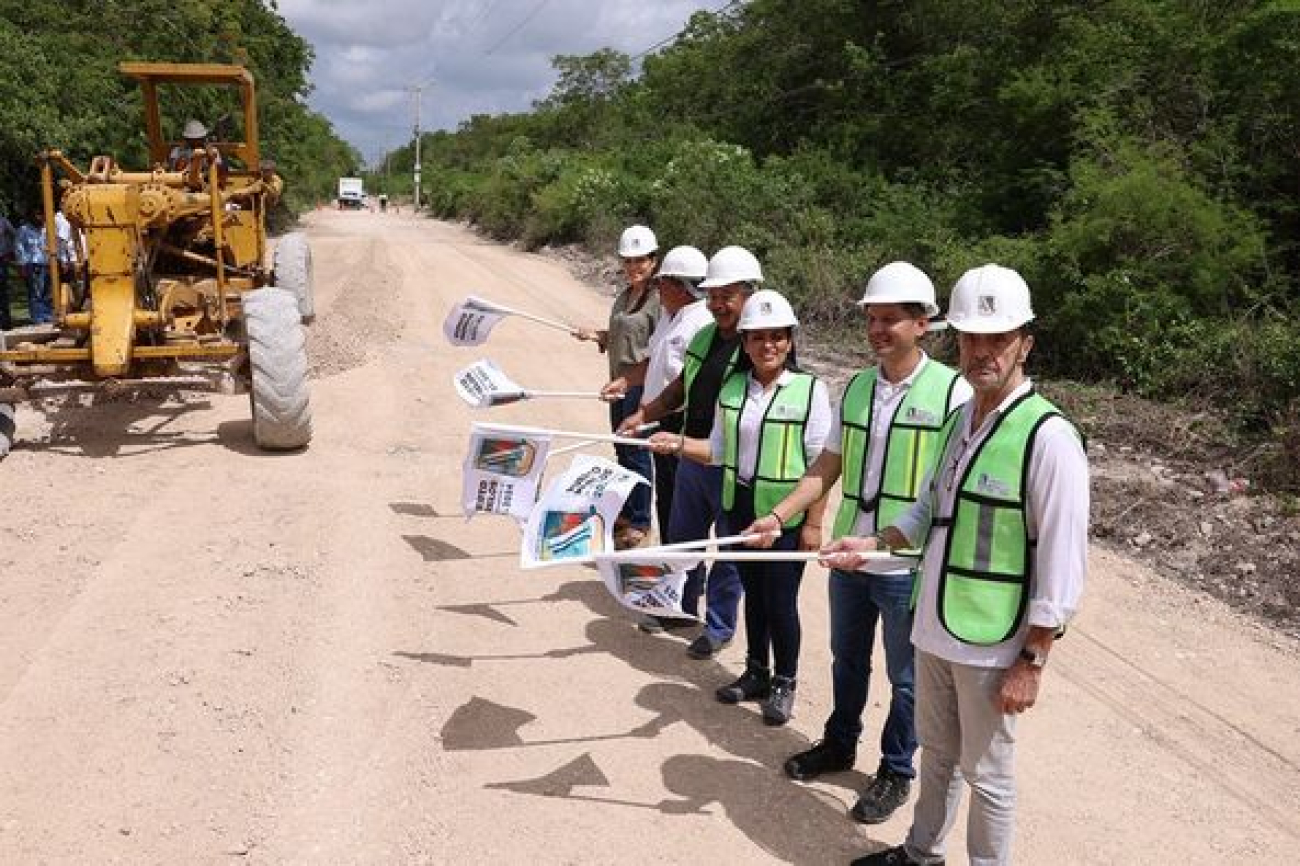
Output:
[392,0,1298,489]
[0,0,359,226]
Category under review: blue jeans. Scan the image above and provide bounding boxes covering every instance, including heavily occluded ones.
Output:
[670,460,740,641]
[607,384,652,529]
[25,264,52,324]
[824,567,918,778]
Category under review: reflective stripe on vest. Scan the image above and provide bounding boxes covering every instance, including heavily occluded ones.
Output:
[832,361,960,540]
[929,390,1072,646]
[719,371,816,528]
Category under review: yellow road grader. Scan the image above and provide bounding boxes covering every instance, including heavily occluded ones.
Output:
[0,62,312,455]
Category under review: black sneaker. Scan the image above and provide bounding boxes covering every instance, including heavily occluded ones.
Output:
[850,845,941,866]
[715,666,770,703]
[761,676,796,725]
[686,633,730,660]
[784,740,856,781]
[851,768,913,824]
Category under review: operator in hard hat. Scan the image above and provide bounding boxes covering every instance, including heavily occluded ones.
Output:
[575,224,661,549]
[742,262,972,823]
[167,119,225,183]
[617,246,761,660]
[826,264,1090,866]
[647,289,832,725]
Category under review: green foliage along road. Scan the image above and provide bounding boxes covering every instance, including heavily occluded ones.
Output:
[0,0,359,223]
[401,0,1300,446]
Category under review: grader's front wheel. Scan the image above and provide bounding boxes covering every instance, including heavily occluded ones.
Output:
[243,288,312,451]
[272,232,315,324]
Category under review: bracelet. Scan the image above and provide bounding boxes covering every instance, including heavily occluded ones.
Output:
[805,523,822,529]
[674,434,685,455]
[768,510,786,525]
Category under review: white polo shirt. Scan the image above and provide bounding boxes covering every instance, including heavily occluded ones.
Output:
[644,299,711,403]
[895,379,1089,668]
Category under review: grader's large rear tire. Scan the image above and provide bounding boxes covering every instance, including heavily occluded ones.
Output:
[244,288,312,451]
[272,232,315,324]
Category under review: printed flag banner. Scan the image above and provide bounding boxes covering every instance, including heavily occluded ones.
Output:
[594,555,699,620]
[462,429,552,521]
[521,455,649,569]
[444,296,507,346]
[453,359,522,408]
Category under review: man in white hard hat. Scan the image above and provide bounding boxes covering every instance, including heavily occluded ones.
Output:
[744,261,971,823]
[618,245,761,658]
[826,264,1089,866]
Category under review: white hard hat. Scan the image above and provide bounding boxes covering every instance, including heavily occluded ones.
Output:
[947,264,1035,334]
[618,224,658,257]
[737,289,799,331]
[657,245,708,280]
[182,119,208,140]
[699,245,764,289]
[857,261,940,317]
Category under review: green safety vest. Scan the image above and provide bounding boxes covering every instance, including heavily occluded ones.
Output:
[718,370,817,528]
[680,323,737,412]
[928,390,1075,646]
[832,361,961,540]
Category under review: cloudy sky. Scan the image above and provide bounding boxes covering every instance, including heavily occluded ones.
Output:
[278,0,725,165]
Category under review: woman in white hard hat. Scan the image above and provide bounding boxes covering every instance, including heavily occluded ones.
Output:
[648,289,832,725]
[576,224,662,548]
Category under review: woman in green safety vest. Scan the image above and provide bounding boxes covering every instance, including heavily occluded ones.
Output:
[648,289,832,725]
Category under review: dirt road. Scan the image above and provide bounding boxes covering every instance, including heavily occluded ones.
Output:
[1,210,1297,864]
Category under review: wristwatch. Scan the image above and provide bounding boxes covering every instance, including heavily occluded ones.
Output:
[1018,647,1048,669]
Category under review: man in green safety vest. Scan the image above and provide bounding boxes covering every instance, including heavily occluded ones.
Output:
[828,264,1090,866]
[744,262,970,823]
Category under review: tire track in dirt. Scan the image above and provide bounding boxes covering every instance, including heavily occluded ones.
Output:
[1056,624,1300,843]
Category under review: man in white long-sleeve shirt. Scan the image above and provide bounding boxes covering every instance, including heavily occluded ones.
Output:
[828,264,1089,866]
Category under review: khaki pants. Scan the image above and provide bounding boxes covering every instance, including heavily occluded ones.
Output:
[905,650,1018,866]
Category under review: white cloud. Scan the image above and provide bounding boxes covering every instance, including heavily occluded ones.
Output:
[278,0,720,164]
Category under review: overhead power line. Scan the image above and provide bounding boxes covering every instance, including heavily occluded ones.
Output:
[484,0,552,56]
[630,0,744,62]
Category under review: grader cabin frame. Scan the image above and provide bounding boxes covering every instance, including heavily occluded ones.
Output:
[0,62,313,453]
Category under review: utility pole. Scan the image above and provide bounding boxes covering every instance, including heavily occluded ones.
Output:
[407,80,433,212]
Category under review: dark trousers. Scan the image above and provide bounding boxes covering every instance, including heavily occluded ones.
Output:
[650,411,683,541]
[0,260,11,329]
[824,567,918,777]
[608,384,653,529]
[672,460,741,641]
[721,483,806,680]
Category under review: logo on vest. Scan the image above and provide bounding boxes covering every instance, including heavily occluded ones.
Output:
[975,472,1013,498]
[770,403,802,420]
[904,406,939,425]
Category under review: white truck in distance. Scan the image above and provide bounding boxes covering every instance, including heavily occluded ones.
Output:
[337,177,364,210]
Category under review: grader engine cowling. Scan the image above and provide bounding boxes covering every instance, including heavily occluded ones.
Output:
[0,62,314,454]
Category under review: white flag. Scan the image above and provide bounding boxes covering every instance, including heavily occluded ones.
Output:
[453,359,523,408]
[520,455,649,569]
[444,296,507,346]
[594,555,699,620]
[462,429,552,521]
